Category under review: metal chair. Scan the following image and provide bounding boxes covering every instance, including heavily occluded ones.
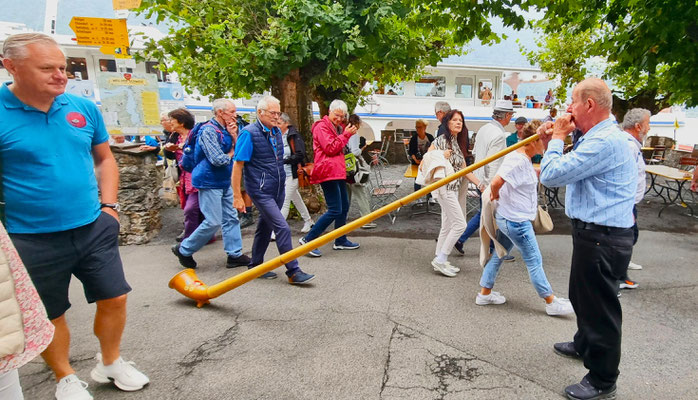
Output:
[648,146,667,164]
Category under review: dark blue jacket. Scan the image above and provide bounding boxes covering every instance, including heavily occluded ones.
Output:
[191,119,233,189]
[242,121,285,199]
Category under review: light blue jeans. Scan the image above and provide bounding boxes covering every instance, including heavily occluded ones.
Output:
[180,187,242,257]
[479,214,553,298]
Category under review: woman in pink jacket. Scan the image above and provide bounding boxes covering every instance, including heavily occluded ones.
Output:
[299,100,359,257]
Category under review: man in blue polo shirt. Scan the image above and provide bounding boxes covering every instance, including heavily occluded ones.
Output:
[0,33,148,399]
[232,96,314,284]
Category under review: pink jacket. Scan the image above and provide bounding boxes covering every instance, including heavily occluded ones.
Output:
[310,116,352,184]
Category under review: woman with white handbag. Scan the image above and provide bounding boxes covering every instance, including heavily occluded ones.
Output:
[475,121,574,316]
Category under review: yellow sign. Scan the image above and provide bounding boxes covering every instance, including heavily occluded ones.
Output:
[113,0,142,10]
[141,91,161,126]
[69,17,129,49]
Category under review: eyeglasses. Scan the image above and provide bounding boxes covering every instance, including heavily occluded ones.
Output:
[264,110,282,117]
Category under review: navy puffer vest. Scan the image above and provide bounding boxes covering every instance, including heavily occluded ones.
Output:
[242,121,285,199]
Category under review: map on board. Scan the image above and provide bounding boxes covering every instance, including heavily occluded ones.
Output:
[97,72,161,134]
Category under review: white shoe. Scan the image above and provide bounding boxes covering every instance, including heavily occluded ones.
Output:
[431,258,457,277]
[361,222,377,229]
[432,261,460,273]
[476,291,506,305]
[301,220,314,233]
[56,374,92,400]
[628,261,643,270]
[546,296,574,316]
[91,353,149,392]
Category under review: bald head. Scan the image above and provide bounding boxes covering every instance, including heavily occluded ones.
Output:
[576,78,612,111]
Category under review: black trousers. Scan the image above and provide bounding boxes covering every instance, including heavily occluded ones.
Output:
[570,223,634,389]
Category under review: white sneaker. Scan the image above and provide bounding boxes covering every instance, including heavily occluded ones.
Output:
[56,374,92,400]
[301,220,314,233]
[476,291,506,305]
[432,261,460,273]
[431,258,457,277]
[628,261,643,270]
[361,222,377,229]
[546,297,575,316]
[90,353,149,392]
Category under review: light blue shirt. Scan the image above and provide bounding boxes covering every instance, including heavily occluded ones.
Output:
[540,117,636,228]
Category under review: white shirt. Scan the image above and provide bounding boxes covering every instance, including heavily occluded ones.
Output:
[282,131,292,178]
[496,151,538,222]
[473,120,507,186]
[626,133,646,204]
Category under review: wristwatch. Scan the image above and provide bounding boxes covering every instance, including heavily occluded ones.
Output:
[100,202,121,212]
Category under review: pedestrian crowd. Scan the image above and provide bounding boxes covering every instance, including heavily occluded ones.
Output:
[0,32,657,400]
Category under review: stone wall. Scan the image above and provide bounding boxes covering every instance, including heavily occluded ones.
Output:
[112,148,162,244]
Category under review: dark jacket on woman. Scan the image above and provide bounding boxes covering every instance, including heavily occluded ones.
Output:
[283,126,307,179]
[408,132,435,165]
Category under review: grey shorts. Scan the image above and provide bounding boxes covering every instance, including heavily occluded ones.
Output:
[10,212,132,320]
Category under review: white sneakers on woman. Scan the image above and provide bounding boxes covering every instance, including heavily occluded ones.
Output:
[476,291,507,305]
[431,258,459,277]
[545,297,575,316]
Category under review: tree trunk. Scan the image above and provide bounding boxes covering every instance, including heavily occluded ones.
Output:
[612,90,670,121]
[272,69,314,158]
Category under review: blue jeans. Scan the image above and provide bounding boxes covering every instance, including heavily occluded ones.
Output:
[249,192,300,277]
[180,187,242,257]
[479,214,553,298]
[305,179,350,244]
[458,189,482,243]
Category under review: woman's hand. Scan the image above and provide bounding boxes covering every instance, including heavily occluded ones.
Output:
[443,149,452,159]
[344,124,358,136]
[164,143,178,152]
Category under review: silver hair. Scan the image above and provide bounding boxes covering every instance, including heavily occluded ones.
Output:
[415,119,428,127]
[2,33,64,60]
[434,101,451,114]
[328,99,348,114]
[279,112,293,125]
[492,110,509,121]
[212,98,234,113]
[257,95,280,111]
[622,108,651,130]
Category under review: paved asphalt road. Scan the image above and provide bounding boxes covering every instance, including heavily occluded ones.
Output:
[18,228,698,399]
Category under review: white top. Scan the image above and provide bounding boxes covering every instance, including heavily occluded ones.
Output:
[496,151,538,222]
[282,131,292,178]
[626,134,646,204]
[473,120,507,186]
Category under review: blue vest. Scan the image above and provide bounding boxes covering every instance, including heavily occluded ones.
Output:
[242,121,285,199]
[191,119,233,189]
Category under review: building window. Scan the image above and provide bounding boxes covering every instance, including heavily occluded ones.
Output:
[415,76,445,97]
[99,59,117,72]
[146,61,169,82]
[455,77,474,99]
[66,57,88,80]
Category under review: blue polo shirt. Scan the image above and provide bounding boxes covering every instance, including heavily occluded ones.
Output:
[0,82,108,233]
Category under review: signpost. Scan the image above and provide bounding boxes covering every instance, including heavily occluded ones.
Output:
[112,0,142,10]
[68,17,130,58]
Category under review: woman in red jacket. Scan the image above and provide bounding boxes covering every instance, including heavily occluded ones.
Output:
[299,100,359,257]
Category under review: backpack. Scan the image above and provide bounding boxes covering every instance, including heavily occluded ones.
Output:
[179,122,223,173]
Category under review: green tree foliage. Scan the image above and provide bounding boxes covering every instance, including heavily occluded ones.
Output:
[135,0,530,139]
[525,0,698,119]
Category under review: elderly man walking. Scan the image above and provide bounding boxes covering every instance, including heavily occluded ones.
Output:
[232,96,315,284]
[618,108,651,287]
[0,33,148,399]
[172,99,251,269]
[540,78,636,400]
[434,101,451,137]
[453,100,515,260]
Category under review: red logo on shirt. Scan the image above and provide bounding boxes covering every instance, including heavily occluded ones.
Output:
[66,112,87,128]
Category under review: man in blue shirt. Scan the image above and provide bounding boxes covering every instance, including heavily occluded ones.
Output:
[540,78,636,400]
[232,96,314,284]
[0,33,148,399]
[171,99,251,270]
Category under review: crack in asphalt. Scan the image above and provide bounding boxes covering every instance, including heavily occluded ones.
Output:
[379,323,399,398]
[173,315,240,396]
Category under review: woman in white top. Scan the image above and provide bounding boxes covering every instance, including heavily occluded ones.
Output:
[476,121,573,316]
[278,113,314,235]
[429,110,483,277]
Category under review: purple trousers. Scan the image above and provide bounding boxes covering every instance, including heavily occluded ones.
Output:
[183,191,205,239]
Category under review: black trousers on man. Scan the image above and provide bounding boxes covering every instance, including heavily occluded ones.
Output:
[569,220,634,390]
